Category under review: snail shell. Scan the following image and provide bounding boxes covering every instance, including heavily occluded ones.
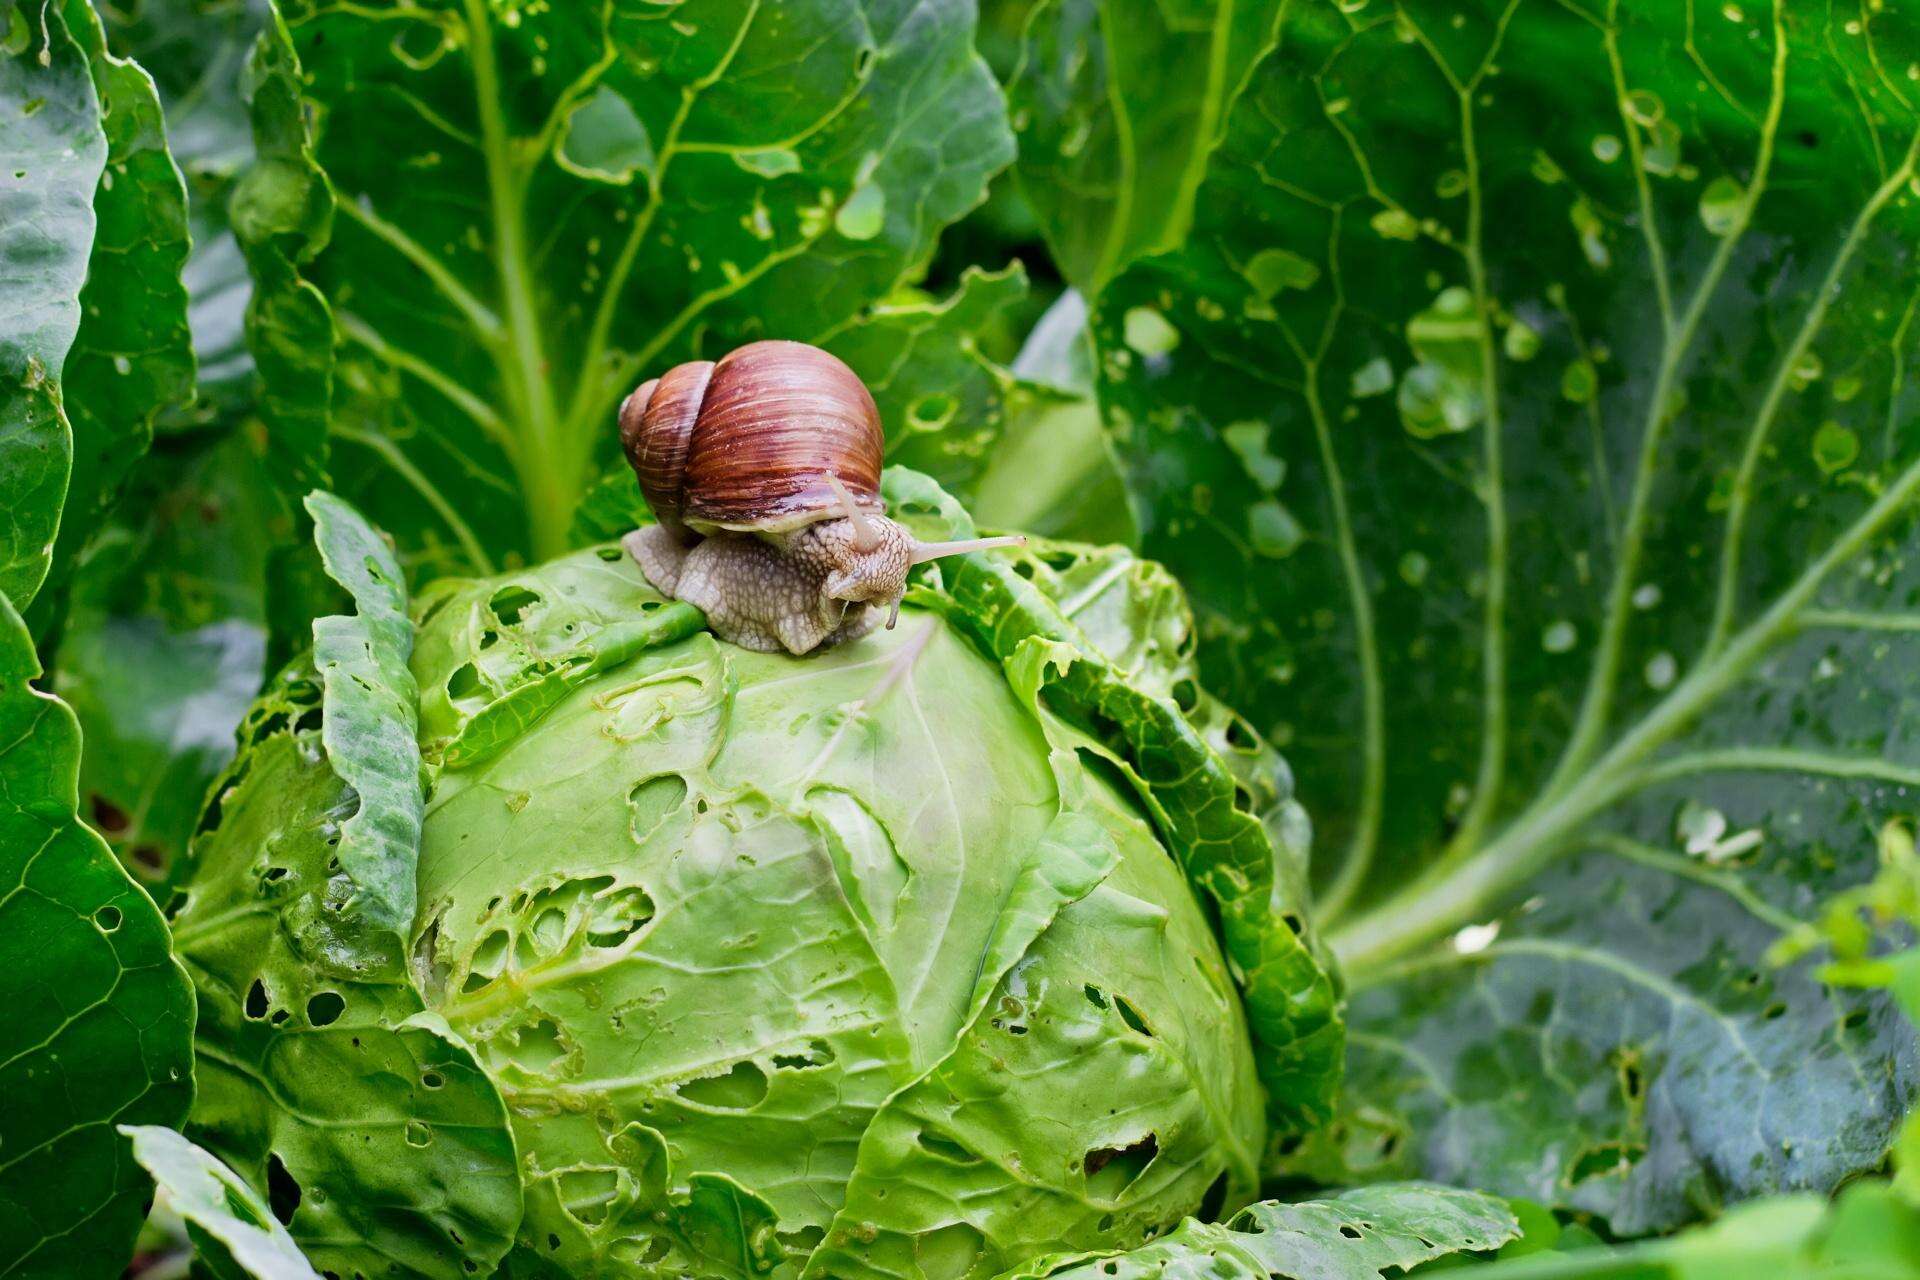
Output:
[619,340,885,543]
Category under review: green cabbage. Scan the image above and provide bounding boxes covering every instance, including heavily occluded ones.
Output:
[170,490,1337,1280]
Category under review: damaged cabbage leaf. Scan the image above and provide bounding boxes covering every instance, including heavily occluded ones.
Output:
[1094,0,1920,1231]
[402,543,1261,1277]
[173,496,521,1278]
[885,468,1341,1133]
[0,590,194,1276]
[1004,0,1284,292]
[995,1183,1517,1280]
[121,1125,322,1280]
[245,0,1011,577]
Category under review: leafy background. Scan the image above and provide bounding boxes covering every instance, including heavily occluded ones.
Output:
[5,0,1920,1275]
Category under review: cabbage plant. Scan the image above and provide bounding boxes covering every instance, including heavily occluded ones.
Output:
[6,0,1920,1278]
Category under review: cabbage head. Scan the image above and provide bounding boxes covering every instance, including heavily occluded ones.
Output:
[169,489,1338,1280]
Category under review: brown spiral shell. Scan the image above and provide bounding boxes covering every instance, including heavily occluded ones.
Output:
[619,340,885,541]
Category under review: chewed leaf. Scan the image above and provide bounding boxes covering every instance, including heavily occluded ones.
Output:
[305,490,419,945]
[995,1183,1518,1280]
[121,1125,323,1280]
[884,468,1341,1134]
[1094,0,1920,1230]
[0,592,194,1275]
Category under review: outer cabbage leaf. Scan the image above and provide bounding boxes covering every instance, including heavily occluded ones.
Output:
[1093,0,1920,1231]
[0,0,102,607]
[0,591,195,1277]
[120,1125,322,1280]
[248,0,1011,576]
[993,1183,1518,1280]
[232,8,332,499]
[101,0,269,422]
[884,469,1341,1133]
[173,499,521,1278]
[1004,0,1284,292]
[36,0,195,604]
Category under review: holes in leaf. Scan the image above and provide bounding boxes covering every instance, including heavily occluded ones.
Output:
[1199,1171,1230,1221]
[1084,1133,1158,1198]
[676,1060,769,1110]
[1339,1224,1363,1240]
[771,1040,835,1070]
[422,1071,445,1090]
[307,991,346,1027]
[266,1152,301,1225]
[93,905,121,932]
[629,774,688,843]
[488,585,541,625]
[1113,996,1153,1037]
[447,663,482,700]
[1170,680,1199,714]
[405,1120,433,1148]
[1083,984,1109,1010]
[907,391,957,431]
[1843,1008,1869,1031]
[90,795,130,835]
[1567,1141,1646,1184]
[1763,1002,1788,1021]
[916,1129,980,1164]
[468,929,510,984]
[556,1168,619,1227]
[503,1018,571,1074]
[245,979,270,1020]
[596,546,624,562]
[584,885,655,948]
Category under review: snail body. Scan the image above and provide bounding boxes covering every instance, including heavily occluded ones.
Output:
[619,340,1021,655]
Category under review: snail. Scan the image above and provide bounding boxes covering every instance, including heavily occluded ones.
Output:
[619,340,1024,655]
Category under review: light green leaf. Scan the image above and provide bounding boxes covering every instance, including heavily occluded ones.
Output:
[0,590,194,1276]
[994,1183,1519,1280]
[1094,0,1920,1231]
[399,542,1263,1276]
[255,0,1012,575]
[0,0,101,606]
[304,490,419,946]
[884,469,1341,1135]
[120,1125,322,1280]
[1005,0,1284,291]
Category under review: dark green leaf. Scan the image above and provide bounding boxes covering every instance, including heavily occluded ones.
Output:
[1093,0,1920,1230]
[232,7,332,498]
[39,0,195,598]
[101,0,270,422]
[0,0,101,606]
[55,430,275,887]
[254,0,1011,575]
[1005,0,1283,291]
[994,1183,1518,1280]
[0,589,194,1276]
[120,1125,321,1280]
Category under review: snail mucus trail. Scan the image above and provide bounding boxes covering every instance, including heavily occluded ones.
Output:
[619,340,1023,656]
